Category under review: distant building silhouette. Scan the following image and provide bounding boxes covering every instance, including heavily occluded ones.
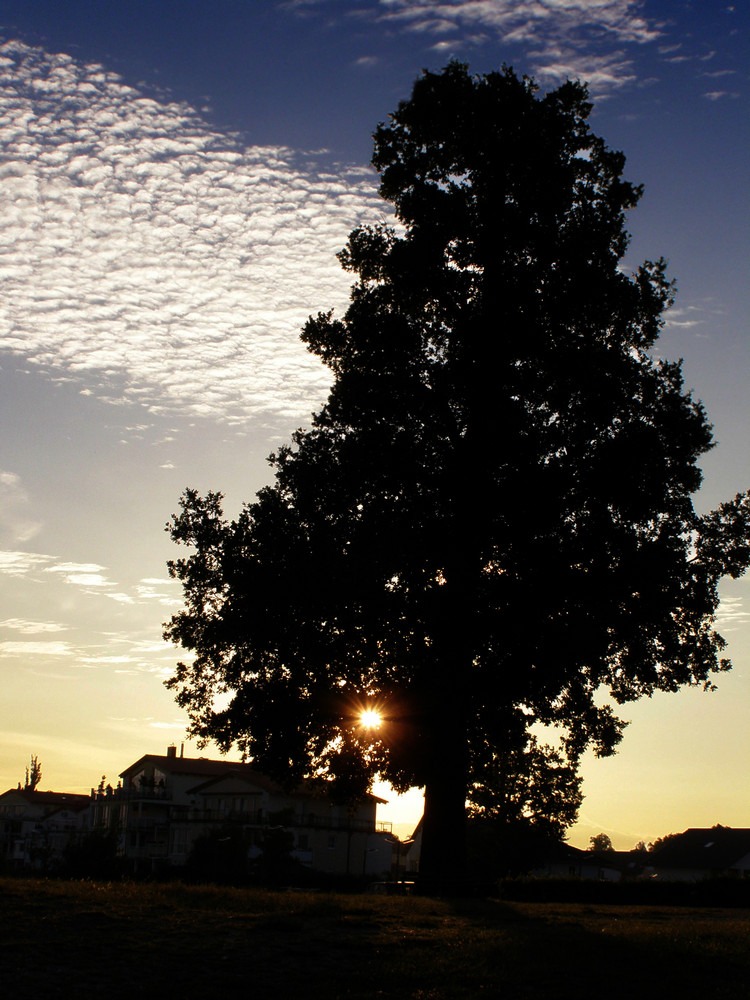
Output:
[0,787,89,869]
[649,827,750,881]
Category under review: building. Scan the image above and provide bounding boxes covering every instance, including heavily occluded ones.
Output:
[90,745,393,877]
[531,841,643,881]
[649,827,750,881]
[0,787,90,870]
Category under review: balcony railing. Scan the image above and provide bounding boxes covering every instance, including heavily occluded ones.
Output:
[179,810,391,834]
[92,786,170,802]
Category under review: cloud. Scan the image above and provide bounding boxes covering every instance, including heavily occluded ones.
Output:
[0,617,68,633]
[44,561,111,588]
[715,596,750,631]
[703,90,740,101]
[135,579,182,606]
[0,640,75,656]
[527,45,637,91]
[663,304,709,331]
[0,471,42,544]
[375,0,660,41]
[0,549,122,600]
[373,0,662,92]
[0,39,385,437]
[0,550,53,577]
[288,1,668,94]
[81,654,138,665]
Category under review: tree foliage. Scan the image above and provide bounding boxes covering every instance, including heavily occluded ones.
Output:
[165,63,750,891]
[466,735,583,878]
[467,735,582,841]
[589,833,614,852]
[24,755,42,792]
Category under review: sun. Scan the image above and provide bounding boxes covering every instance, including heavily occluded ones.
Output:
[359,708,382,730]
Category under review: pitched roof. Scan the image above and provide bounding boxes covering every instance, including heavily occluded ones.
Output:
[651,827,750,871]
[120,753,269,782]
[0,788,89,809]
[119,753,386,803]
[187,770,291,796]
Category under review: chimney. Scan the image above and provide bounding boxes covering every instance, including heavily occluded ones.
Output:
[180,743,184,758]
[166,745,177,759]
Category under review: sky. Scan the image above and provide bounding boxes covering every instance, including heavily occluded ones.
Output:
[0,0,747,848]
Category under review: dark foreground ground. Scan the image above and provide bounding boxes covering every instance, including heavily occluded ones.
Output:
[1,877,748,998]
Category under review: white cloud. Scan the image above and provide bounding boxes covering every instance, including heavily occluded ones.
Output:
[44,561,112,588]
[0,640,75,656]
[0,549,52,577]
[373,0,662,92]
[0,617,68,633]
[663,305,706,330]
[716,596,750,631]
[406,0,656,39]
[528,46,637,90]
[0,40,385,436]
[82,654,137,665]
[135,579,182,606]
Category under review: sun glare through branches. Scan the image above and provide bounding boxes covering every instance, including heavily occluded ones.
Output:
[359,708,383,729]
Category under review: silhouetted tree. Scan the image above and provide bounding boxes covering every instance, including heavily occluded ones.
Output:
[466,736,582,878]
[468,735,582,838]
[589,833,614,852]
[165,63,750,894]
[648,830,685,853]
[24,755,42,791]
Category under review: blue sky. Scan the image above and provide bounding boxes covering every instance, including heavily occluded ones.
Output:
[0,1,747,845]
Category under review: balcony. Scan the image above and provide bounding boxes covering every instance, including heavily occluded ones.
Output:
[297,815,392,835]
[178,810,391,834]
[92,786,170,803]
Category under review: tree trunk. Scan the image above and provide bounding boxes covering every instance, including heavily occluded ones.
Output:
[416,709,470,896]
[414,435,481,896]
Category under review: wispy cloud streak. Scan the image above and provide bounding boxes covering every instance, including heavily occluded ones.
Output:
[294,0,663,93]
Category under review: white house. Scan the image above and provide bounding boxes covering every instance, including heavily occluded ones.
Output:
[90,745,392,877]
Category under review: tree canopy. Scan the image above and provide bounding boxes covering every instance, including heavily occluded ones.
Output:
[467,736,582,842]
[589,833,614,853]
[165,63,750,892]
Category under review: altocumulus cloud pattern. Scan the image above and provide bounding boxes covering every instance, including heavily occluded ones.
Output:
[0,40,385,427]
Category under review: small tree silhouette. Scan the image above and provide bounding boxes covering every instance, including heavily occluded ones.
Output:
[589,833,614,852]
[24,755,42,791]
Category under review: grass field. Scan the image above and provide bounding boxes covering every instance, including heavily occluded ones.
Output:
[1,877,748,998]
